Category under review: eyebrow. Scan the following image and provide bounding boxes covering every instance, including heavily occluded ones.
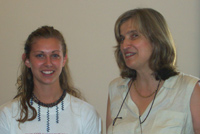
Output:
[120,30,138,37]
[127,30,138,35]
[33,50,61,53]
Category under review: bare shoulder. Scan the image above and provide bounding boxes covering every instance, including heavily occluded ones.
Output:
[191,81,200,102]
[190,80,200,133]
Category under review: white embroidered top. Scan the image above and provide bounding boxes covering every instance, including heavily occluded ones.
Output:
[0,94,101,134]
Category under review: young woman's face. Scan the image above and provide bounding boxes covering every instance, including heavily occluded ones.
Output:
[120,19,153,72]
[24,38,67,86]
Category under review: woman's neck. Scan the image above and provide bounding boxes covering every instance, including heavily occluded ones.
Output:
[134,70,160,92]
[33,83,63,104]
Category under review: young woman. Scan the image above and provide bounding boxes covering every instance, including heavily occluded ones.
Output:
[106,8,200,134]
[0,26,101,134]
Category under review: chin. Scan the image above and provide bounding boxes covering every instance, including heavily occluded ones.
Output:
[125,62,136,70]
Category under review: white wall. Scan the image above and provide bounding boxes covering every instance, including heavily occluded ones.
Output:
[0,0,199,133]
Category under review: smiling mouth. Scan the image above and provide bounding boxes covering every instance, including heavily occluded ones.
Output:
[42,71,54,74]
[125,52,136,57]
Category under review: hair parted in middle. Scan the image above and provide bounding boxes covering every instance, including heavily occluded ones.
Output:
[114,8,179,80]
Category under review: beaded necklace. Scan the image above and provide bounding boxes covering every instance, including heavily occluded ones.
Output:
[30,90,66,132]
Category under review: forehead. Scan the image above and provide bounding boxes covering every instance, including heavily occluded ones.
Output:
[120,19,139,35]
[31,38,62,51]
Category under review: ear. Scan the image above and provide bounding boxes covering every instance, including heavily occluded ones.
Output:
[22,53,31,68]
[62,54,68,67]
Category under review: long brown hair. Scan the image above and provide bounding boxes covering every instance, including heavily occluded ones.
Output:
[114,8,179,80]
[15,26,80,123]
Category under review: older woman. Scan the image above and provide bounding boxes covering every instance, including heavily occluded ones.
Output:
[106,8,200,134]
[0,26,101,134]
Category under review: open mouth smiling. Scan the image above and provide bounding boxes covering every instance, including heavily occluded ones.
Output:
[42,71,54,74]
[125,52,136,58]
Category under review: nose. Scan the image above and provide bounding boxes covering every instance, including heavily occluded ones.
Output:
[121,38,131,50]
[44,56,53,67]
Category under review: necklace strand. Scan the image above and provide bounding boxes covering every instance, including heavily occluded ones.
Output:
[112,79,134,126]
[138,79,161,134]
[139,79,161,124]
[134,81,158,98]
[32,90,66,107]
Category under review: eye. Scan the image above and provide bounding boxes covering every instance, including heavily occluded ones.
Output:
[129,33,139,40]
[36,54,44,58]
[51,54,60,59]
[118,35,125,44]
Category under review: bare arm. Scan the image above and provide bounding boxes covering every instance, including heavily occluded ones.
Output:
[190,81,200,134]
[106,95,112,133]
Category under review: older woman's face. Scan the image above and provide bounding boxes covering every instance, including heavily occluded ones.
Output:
[120,19,153,72]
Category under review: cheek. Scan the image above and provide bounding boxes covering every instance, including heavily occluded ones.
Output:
[144,45,153,55]
[29,60,43,68]
[53,60,65,67]
[119,46,124,56]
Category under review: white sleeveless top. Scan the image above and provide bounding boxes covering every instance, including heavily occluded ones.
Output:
[107,73,199,134]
